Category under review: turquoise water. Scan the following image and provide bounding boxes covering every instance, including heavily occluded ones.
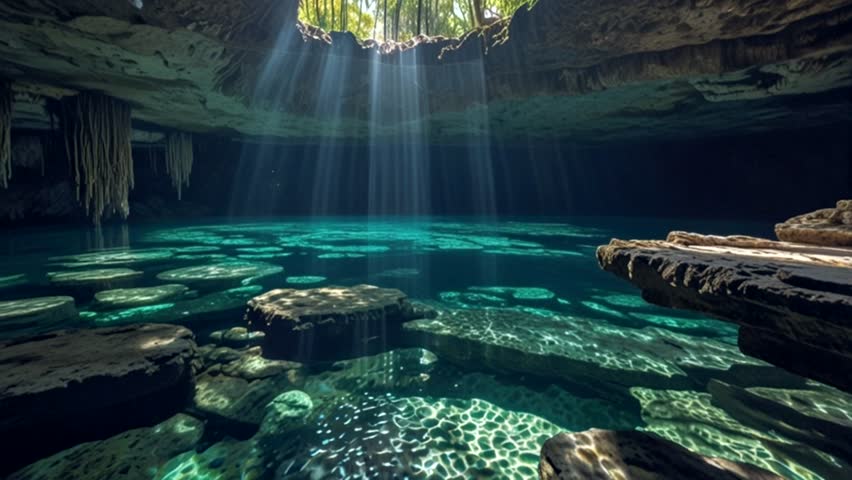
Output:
[2,218,851,479]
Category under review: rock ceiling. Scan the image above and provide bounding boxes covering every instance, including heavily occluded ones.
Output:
[1,0,851,144]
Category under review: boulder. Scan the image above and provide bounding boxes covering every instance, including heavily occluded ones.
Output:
[597,231,852,392]
[7,414,204,480]
[539,429,783,480]
[775,200,852,246]
[209,326,265,348]
[0,323,197,473]
[245,284,425,361]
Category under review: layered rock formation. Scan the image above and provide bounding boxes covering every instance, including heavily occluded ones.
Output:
[776,199,852,246]
[0,323,198,473]
[597,216,852,393]
[539,429,783,480]
[245,284,428,361]
[0,0,850,143]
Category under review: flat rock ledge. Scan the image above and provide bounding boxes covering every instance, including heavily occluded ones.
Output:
[245,284,428,362]
[539,429,783,479]
[0,323,198,474]
[596,231,852,393]
[775,199,852,247]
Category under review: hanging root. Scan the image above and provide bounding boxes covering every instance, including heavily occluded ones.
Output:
[165,132,193,200]
[0,81,12,188]
[60,92,134,225]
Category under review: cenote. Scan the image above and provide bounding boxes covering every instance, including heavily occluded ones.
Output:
[1,1,852,480]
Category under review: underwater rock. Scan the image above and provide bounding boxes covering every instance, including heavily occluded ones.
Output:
[193,345,304,434]
[0,323,197,474]
[258,390,313,435]
[775,199,852,246]
[597,231,852,392]
[7,413,204,480]
[0,295,77,338]
[404,308,776,390]
[539,429,783,480]
[631,387,851,479]
[90,285,265,328]
[0,273,27,289]
[47,268,143,298]
[209,326,266,348]
[156,261,282,290]
[707,379,852,464]
[48,247,174,268]
[93,284,189,310]
[245,284,425,362]
[285,275,327,285]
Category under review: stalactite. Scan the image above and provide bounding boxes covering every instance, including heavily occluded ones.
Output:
[0,81,13,189]
[60,92,134,225]
[165,132,193,200]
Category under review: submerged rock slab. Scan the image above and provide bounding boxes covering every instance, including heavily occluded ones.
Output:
[47,268,143,296]
[539,429,783,480]
[7,413,204,480]
[93,284,189,310]
[0,323,197,473]
[630,387,850,479]
[49,248,174,268]
[404,308,773,389]
[596,231,852,392]
[245,284,423,361]
[775,199,852,246]
[156,261,282,290]
[0,296,77,338]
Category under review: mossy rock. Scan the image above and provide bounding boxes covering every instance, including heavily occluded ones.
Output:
[93,284,189,310]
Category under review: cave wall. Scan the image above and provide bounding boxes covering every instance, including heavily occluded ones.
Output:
[2,123,848,226]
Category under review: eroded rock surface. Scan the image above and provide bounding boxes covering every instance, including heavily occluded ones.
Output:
[597,231,852,392]
[245,284,425,361]
[775,199,852,246]
[0,323,197,473]
[404,308,780,390]
[7,413,204,480]
[539,429,783,480]
[1,0,850,142]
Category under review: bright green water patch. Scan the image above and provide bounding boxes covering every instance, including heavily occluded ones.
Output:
[286,276,327,285]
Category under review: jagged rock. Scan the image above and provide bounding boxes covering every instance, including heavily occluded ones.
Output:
[93,284,189,310]
[245,284,425,361]
[596,231,852,392]
[7,414,204,480]
[0,323,197,474]
[775,199,852,246]
[0,296,77,338]
[47,268,143,297]
[539,429,783,480]
[404,308,780,390]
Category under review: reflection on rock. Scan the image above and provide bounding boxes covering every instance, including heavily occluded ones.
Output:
[540,429,783,480]
[8,414,204,480]
[597,230,852,392]
[246,284,426,362]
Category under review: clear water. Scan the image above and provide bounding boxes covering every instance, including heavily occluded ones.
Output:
[2,217,850,479]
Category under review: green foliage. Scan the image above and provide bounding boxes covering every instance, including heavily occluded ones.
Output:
[299,0,535,41]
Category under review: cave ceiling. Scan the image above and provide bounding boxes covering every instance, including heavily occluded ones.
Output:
[1,0,851,144]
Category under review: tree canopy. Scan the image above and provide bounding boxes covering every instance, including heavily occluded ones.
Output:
[299,0,536,42]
